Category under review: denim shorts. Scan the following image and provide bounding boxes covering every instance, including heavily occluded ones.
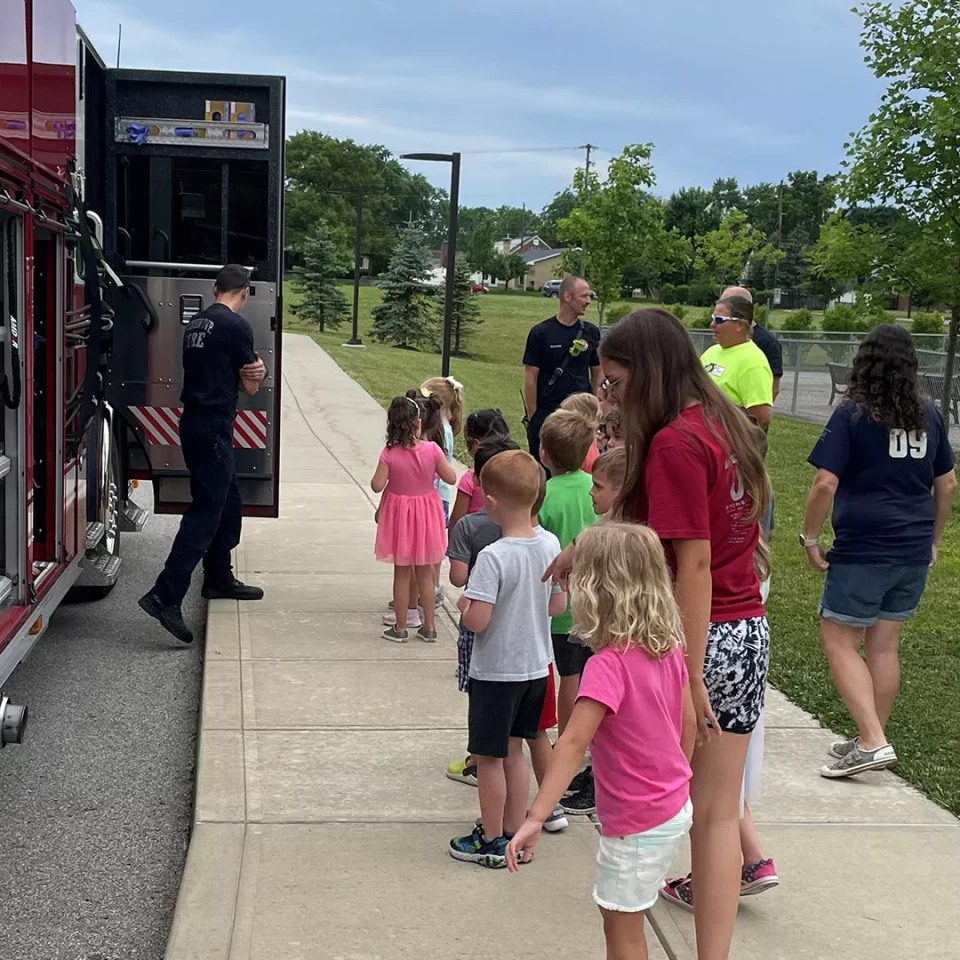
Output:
[820,562,930,629]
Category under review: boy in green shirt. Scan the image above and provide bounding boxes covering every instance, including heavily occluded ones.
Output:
[537,409,597,736]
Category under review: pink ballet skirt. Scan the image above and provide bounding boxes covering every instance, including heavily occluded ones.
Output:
[374,442,448,566]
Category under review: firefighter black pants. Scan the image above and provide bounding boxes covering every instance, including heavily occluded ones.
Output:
[154,413,241,607]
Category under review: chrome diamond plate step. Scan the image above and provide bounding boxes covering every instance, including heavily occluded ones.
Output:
[77,553,122,587]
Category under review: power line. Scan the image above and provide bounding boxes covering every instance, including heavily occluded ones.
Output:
[451,145,584,156]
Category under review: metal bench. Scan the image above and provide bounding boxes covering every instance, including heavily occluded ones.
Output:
[826,362,851,405]
[917,372,960,425]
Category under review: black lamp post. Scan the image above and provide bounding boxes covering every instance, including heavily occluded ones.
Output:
[401,152,460,377]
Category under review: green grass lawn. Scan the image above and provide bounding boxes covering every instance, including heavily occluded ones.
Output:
[285,284,960,814]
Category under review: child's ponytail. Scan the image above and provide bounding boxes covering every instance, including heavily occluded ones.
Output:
[465,408,510,444]
[420,376,465,437]
[406,389,444,447]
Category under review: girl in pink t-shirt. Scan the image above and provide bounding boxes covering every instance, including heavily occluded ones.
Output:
[447,408,510,533]
[372,395,457,643]
[507,522,695,960]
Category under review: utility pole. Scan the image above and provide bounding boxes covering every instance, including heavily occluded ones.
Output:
[577,143,596,278]
[343,188,364,347]
[519,203,525,291]
[767,179,784,321]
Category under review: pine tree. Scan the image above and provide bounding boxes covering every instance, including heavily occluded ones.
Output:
[446,255,483,355]
[371,226,435,348]
[291,222,348,332]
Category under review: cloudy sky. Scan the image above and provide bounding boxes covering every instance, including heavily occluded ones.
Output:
[74,0,884,210]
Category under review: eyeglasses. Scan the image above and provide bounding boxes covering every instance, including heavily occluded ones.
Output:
[711,314,737,325]
[601,375,625,393]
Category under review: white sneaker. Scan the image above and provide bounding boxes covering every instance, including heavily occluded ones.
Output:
[382,609,422,628]
[543,805,569,833]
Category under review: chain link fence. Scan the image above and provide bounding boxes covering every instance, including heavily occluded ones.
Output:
[689,330,960,446]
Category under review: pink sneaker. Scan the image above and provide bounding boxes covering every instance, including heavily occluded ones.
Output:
[741,858,779,896]
[659,875,693,912]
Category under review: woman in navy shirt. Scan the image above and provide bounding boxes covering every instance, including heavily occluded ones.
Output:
[803,324,956,778]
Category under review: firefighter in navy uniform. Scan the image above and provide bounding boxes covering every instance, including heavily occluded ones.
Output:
[140,265,267,644]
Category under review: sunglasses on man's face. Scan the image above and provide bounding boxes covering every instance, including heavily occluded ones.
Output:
[711,314,738,325]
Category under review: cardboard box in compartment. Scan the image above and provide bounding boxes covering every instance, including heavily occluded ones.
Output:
[205,100,231,139]
[229,101,257,140]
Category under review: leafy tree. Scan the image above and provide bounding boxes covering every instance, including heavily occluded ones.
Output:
[493,205,540,240]
[284,131,447,269]
[539,189,578,246]
[463,212,499,282]
[709,177,744,218]
[442,256,483,355]
[558,144,686,324]
[694,210,782,290]
[291,221,348,332]
[370,227,435,348]
[664,186,720,243]
[489,252,527,288]
[841,0,960,418]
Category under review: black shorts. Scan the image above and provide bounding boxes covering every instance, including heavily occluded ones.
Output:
[468,677,548,758]
[552,633,593,678]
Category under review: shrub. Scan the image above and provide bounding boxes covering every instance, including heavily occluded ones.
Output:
[912,311,946,335]
[660,283,678,304]
[674,284,690,305]
[753,289,773,305]
[822,303,866,333]
[690,308,714,329]
[753,303,768,326]
[783,307,814,331]
[822,303,867,362]
[688,279,719,307]
[911,311,946,353]
[604,302,632,325]
[668,303,688,321]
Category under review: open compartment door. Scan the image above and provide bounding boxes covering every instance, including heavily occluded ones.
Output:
[100,69,285,518]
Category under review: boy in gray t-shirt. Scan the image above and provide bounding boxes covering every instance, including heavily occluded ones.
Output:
[450,450,565,869]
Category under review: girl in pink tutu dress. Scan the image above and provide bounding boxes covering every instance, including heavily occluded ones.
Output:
[372,395,458,643]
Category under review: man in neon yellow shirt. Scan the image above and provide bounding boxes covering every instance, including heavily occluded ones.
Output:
[701,294,774,428]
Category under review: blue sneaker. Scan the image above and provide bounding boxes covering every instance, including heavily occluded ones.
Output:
[448,824,507,868]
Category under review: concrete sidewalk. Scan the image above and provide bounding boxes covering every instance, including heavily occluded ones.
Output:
[165,333,960,960]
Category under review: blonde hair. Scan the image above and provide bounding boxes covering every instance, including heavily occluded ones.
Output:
[560,392,602,430]
[540,409,595,473]
[480,449,541,509]
[570,523,684,659]
[754,536,772,583]
[421,377,465,436]
[600,407,623,440]
[592,447,626,487]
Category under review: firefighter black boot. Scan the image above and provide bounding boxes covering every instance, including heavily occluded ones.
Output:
[138,593,195,645]
[201,578,264,601]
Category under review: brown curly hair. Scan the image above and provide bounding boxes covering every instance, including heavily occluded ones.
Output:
[847,323,926,433]
[385,395,420,448]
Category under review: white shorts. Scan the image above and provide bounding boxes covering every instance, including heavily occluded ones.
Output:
[593,800,693,913]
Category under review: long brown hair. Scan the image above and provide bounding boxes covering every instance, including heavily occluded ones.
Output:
[600,308,769,521]
[847,323,926,433]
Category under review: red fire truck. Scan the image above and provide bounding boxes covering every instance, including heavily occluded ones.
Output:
[0,0,285,748]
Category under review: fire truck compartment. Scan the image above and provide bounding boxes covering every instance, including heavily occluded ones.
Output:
[100,70,285,518]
